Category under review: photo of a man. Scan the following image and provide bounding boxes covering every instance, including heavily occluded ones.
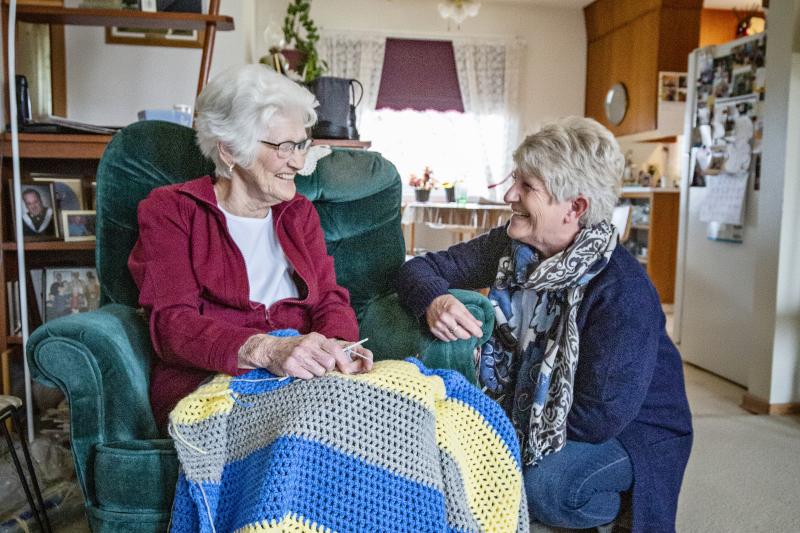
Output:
[10,181,59,240]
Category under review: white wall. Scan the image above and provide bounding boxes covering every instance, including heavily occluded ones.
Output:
[737,0,800,404]
[254,0,586,136]
[63,0,254,126]
[764,1,800,404]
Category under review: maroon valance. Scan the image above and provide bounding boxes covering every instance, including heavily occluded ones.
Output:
[376,38,464,113]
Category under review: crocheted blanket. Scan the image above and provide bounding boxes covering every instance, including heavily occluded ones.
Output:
[168,358,529,533]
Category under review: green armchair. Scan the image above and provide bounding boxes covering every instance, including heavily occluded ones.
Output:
[25,121,494,532]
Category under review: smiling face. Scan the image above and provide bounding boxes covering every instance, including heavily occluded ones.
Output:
[503,171,583,258]
[23,190,45,217]
[239,112,308,206]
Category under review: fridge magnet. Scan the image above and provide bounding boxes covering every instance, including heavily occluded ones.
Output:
[707,222,744,243]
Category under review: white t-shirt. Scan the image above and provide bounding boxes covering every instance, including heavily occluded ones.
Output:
[218,205,299,307]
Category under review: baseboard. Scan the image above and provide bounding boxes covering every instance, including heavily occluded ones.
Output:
[741,392,800,415]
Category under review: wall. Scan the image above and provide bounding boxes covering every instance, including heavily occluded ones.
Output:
[63,0,254,126]
[254,0,586,137]
[763,0,800,404]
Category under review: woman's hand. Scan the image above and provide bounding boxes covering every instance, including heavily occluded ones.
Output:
[336,339,373,374]
[238,333,372,379]
[426,294,483,342]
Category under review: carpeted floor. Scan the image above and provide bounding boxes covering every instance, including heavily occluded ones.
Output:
[677,364,800,532]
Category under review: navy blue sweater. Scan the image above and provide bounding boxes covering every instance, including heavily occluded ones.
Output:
[397,226,693,532]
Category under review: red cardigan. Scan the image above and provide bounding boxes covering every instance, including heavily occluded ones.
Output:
[128,176,359,429]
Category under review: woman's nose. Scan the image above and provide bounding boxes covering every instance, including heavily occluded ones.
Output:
[504,183,519,203]
[287,150,306,170]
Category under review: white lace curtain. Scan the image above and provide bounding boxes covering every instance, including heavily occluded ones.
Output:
[317,33,386,128]
[452,39,523,194]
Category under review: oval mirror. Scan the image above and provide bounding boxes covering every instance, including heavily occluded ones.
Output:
[604,83,628,126]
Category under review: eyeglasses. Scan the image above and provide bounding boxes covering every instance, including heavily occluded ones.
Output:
[259,138,313,158]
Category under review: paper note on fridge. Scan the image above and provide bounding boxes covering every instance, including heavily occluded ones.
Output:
[699,172,748,225]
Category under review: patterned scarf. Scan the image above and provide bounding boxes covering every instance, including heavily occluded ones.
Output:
[479,221,617,465]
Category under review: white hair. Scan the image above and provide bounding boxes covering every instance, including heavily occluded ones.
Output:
[513,116,623,227]
[194,64,317,178]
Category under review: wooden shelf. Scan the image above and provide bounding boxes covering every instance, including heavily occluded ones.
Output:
[7,336,20,345]
[1,133,112,159]
[2,241,95,251]
[11,4,234,31]
[632,224,650,230]
[313,139,372,149]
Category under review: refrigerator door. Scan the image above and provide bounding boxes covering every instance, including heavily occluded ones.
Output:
[674,36,765,386]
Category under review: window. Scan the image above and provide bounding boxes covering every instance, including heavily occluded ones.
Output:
[365,38,510,200]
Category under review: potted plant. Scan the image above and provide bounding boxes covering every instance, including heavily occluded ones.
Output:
[441,180,457,202]
[281,0,327,82]
[409,167,437,202]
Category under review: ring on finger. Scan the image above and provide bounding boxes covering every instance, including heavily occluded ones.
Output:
[448,325,458,334]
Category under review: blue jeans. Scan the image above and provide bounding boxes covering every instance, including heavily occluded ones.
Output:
[524,438,633,529]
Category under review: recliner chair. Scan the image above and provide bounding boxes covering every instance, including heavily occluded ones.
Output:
[26,121,494,532]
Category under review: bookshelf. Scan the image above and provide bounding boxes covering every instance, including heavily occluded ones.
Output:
[0,1,233,435]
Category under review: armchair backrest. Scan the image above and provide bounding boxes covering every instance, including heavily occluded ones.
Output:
[95,120,404,317]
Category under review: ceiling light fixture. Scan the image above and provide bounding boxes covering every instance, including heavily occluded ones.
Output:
[438,0,481,26]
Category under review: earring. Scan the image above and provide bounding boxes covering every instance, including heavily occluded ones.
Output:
[228,162,234,173]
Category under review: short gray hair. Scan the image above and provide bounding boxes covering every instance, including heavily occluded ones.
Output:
[195,64,317,178]
[513,117,623,226]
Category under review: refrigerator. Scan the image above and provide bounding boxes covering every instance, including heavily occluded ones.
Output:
[674,33,766,386]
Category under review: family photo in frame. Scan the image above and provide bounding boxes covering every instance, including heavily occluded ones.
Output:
[43,267,100,322]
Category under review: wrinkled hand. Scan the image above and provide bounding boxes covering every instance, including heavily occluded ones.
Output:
[239,333,371,379]
[426,294,483,342]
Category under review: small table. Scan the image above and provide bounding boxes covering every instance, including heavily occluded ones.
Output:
[402,201,511,254]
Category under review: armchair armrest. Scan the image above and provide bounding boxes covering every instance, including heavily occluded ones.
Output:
[26,303,160,503]
[358,289,494,384]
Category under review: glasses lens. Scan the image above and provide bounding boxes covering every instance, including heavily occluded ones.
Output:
[277,142,295,157]
[275,139,312,157]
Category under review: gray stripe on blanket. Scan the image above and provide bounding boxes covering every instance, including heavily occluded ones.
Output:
[172,375,442,488]
[518,483,531,533]
[439,449,481,531]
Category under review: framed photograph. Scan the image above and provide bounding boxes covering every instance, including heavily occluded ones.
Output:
[30,174,84,210]
[105,26,205,49]
[61,210,97,242]
[8,180,59,241]
[44,267,100,322]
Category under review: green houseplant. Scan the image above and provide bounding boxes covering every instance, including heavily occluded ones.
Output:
[282,0,327,82]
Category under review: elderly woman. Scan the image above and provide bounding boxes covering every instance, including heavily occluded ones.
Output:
[397,117,692,532]
[128,65,372,432]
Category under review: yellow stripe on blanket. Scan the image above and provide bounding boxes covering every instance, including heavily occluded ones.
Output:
[436,397,523,533]
[337,359,446,412]
[169,374,236,425]
[235,513,332,533]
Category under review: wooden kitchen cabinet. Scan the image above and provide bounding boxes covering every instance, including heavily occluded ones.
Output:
[583,0,702,137]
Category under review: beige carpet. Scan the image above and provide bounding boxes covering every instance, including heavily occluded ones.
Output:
[678,364,800,532]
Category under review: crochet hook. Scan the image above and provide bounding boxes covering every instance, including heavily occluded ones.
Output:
[343,338,369,360]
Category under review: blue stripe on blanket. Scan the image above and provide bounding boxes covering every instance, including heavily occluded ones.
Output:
[408,357,521,467]
[197,435,448,533]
